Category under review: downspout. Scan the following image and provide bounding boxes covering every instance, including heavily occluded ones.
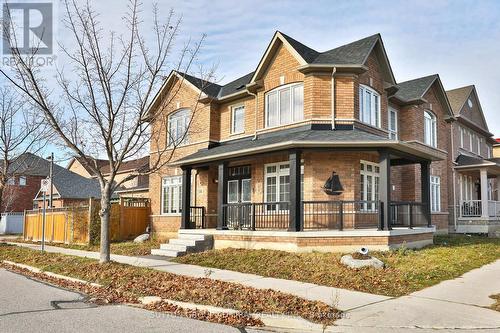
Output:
[331,67,337,130]
[249,90,258,140]
[451,122,457,231]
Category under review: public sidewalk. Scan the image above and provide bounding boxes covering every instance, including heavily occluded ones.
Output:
[5,241,500,331]
[4,241,388,311]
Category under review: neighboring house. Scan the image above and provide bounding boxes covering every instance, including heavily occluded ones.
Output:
[147,31,465,255]
[446,86,499,235]
[494,138,500,158]
[0,153,48,212]
[67,156,149,198]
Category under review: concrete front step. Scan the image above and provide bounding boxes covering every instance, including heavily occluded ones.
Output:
[151,233,213,257]
[160,243,188,252]
[151,248,186,257]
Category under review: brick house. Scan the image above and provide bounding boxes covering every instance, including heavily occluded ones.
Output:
[146,31,494,255]
[445,86,499,236]
[68,156,149,198]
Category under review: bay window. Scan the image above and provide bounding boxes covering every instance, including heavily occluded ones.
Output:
[162,176,182,214]
[168,108,190,146]
[265,83,303,127]
[424,111,437,148]
[359,85,381,128]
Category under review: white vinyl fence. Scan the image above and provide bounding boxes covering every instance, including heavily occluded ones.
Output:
[0,212,24,234]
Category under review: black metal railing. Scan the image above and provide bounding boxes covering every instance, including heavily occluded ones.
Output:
[222,202,290,230]
[389,202,428,228]
[303,200,380,230]
[189,206,206,229]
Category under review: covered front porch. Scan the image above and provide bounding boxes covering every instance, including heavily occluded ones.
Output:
[455,155,500,237]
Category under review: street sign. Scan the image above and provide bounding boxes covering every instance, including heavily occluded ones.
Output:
[40,179,50,193]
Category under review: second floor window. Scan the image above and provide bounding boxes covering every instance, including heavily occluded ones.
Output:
[359,85,380,128]
[265,83,303,128]
[424,110,437,148]
[231,105,245,134]
[388,107,398,140]
[168,108,190,146]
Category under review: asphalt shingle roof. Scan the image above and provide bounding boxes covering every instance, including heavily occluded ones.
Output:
[178,72,223,98]
[455,154,488,166]
[392,74,438,102]
[312,34,380,65]
[175,127,389,164]
[217,72,255,98]
[446,86,474,116]
[280,32,320,63]
[8,153,103,199]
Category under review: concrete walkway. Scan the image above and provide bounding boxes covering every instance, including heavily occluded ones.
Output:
[5,242,389,311]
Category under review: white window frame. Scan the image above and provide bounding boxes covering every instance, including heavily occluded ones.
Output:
[388,107,398,140]
[360,160,380,211]
[430,175,441,212]
[6,177,15,185]
[469,131,473,151]
[424,110,437,148]
[477,137,482,156]
[359,85,381,128]
[167,108,191,146]
[265,83,304,128]
[264,161,303,211]
[231,104,245,135]
[488,146,492,159]
[161,176,182,215]
[19,176,26,186]
[460,127,464,148]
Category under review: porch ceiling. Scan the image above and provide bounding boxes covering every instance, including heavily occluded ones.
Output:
[172,126,445,167]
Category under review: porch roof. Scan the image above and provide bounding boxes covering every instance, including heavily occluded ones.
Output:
[173,126,446,167]
[455,154,500,175]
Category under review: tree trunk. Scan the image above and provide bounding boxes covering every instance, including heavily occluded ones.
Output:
[99,188,111,263]
[0,184,4,213]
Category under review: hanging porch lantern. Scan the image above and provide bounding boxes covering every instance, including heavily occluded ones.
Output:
[322,171,344,196]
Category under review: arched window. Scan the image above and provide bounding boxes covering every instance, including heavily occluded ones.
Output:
[265,83,304,127]
[168,108,191,146]
[424,110,437,148]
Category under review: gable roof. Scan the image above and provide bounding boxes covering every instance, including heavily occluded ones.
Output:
[99,156,149,175]
[446,85,474,116]
[391,74,454,118]
[312,34,380,65]
[67,156,108,176]
[279,32,320,63]
[446,85,490,133]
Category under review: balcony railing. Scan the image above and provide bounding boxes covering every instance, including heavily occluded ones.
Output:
[189,206,206,229]
[459,200,500,218]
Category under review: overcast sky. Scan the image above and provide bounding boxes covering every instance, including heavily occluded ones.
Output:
[2,0,500,163]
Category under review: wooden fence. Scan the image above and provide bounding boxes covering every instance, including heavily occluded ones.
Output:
[24,198,150,244]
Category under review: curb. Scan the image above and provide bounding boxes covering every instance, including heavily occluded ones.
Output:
[2,260,102,288]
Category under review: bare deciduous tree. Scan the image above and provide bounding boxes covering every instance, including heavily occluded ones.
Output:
[0,87,51,212]
[1,0,216,262]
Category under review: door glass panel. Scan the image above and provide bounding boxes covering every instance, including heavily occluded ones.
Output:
[241,179,251,202]
[228,180,239,203]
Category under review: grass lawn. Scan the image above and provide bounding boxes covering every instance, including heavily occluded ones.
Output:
[0,244,339,326]
[174,235,500,297]
[10,238,164,256]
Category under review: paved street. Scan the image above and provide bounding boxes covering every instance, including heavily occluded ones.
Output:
[0,269,266,333]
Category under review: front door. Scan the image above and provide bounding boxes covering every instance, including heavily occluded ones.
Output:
[226,166,251,229]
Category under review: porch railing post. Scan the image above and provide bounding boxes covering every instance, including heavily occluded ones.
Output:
[251,203,256,231]
[378,200,383,230]
[217,162,228,230]
[288,150,302,231]
[409,204,413,229]
[338,201,344,231]
[180,167,192,229]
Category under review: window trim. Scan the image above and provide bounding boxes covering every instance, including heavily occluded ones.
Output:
[388,107,398,140]
[19,176,26,186]
[230,104,245,135]
[264,82,304,128]
[359,84,382,129]
[263,161,304,211]
[430,175,441,213]
[161,175,182,216]
[460,127,464,148]
[360,160,380,212]
[167,108,191,147]
[424,110,437,148]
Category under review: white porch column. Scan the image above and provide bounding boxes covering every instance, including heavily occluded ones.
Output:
[480,169,489,218]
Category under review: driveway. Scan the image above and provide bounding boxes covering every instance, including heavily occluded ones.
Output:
[0,268,266,333]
